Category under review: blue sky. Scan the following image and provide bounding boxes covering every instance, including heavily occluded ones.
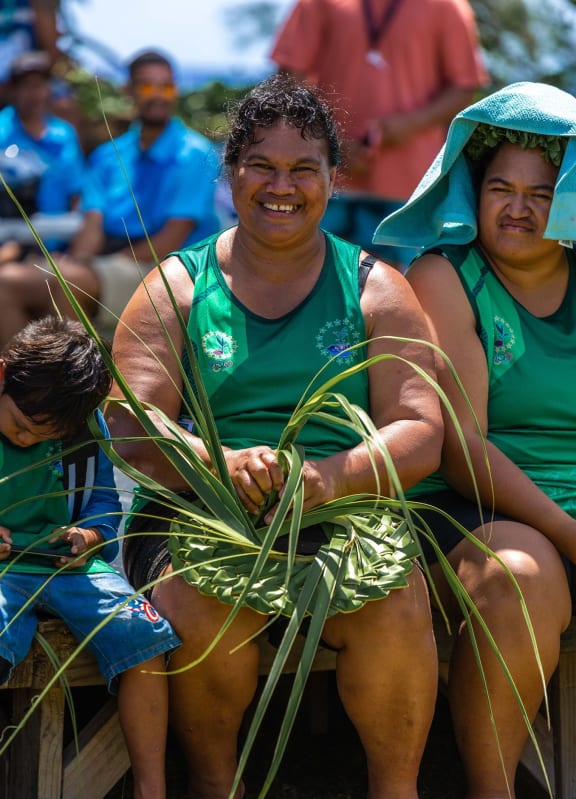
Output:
[63,0,294,81]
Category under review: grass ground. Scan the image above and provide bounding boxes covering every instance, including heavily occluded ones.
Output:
[105,672,546,799]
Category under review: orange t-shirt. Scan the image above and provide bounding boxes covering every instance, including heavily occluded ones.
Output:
[271,0,489,200]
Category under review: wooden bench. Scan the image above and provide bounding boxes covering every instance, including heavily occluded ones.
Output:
[0,618,124,799]
[1,615,575,798]
[0,618,339,799]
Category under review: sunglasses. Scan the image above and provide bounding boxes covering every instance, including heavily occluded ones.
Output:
[133,81,177,100]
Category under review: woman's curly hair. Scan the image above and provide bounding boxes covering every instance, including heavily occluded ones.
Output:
[224,72,341,170]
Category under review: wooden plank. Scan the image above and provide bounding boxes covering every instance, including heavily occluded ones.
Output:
[7,689,42,798]
[62,699,129,799]
[37,686,66,799]
[520,711,554,792]
[552,651,576,799]
[7,686,65,799]
[559,620,576,652]
[0,620,103,691]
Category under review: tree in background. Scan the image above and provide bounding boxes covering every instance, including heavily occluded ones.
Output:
[473,0,576,91]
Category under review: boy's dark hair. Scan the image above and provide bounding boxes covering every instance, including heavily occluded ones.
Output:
[224,72,341,170]
[2,317,112,439]
[128,50,174,82]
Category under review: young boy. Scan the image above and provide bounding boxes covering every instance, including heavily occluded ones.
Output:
[0,316,180,799]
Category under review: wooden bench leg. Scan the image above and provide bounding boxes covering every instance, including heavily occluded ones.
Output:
[62,697,129,799]
[8,685,65,799]
[551,650,576,799]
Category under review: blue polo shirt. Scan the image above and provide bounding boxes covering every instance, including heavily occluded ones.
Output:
[0,105,85,214]
[0,106,85,248]
[82,117,220,248]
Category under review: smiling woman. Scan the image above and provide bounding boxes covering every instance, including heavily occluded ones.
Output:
[104,73,444,799]
[229,121,335,258]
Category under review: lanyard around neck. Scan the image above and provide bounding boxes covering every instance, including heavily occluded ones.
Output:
[361,0,403,50]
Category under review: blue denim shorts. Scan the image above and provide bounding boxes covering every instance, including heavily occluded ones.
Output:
[0,570,181,691]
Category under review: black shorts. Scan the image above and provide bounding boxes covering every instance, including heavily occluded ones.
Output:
[408,490,510,564]
[123,495,197,596]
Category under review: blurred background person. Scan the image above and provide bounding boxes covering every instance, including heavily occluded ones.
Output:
[0,49,97,346]
[271,0,489,269]
[66,49,221,338]
[0,51,84,252]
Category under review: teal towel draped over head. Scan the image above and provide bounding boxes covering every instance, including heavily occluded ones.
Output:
[373,82,576,252]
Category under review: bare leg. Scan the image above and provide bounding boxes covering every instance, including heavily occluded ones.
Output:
[436,522,571,799]
[0,257,100,345]
[117,654,169,799]
[323,568,438,799]
[151,568,265,799]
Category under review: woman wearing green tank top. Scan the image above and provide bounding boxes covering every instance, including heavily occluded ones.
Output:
[376,82,576,798]
[106,74,444,799]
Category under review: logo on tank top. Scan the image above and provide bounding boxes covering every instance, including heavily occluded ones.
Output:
[316,319,361,362]
[493,315,515,365]
[202,330,237,371]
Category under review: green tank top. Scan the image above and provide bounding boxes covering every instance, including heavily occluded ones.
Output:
[1,437,113,574]
[412,243,576,516]
[176,231,370,459]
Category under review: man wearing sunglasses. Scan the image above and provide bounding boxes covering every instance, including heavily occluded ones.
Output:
[67,49,221,338]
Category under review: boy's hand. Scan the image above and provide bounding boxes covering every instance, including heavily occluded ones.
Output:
[0,525,12,560]
[50,527,104,569]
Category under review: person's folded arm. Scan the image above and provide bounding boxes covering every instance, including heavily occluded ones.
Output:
[408,253,576,563]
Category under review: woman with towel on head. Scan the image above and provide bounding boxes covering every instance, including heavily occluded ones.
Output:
[374,81,576,798]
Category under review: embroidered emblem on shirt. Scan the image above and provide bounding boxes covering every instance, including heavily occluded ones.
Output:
[201,331,237,371]
[493,315,516,365]
[316,319,361,362]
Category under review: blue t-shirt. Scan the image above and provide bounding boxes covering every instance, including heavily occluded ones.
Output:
[0,105,85,248]
[81,117,221,248]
